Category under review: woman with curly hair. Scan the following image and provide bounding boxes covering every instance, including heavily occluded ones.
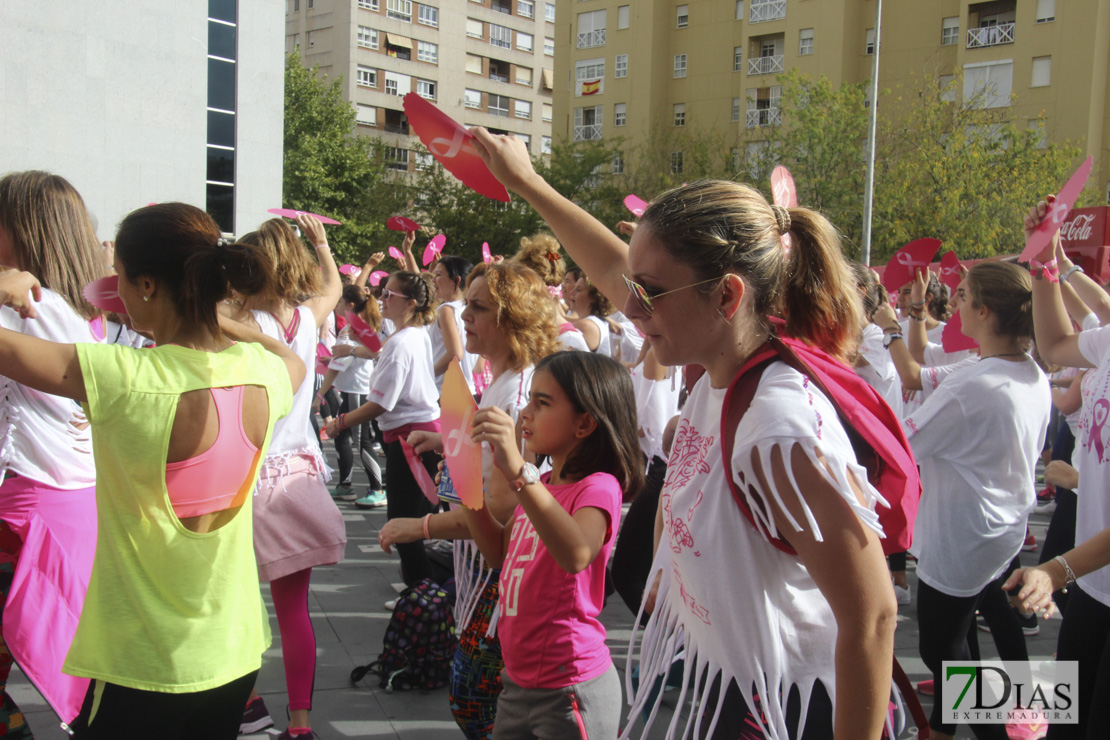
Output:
[378,261,559,739]
[512,234,589,352]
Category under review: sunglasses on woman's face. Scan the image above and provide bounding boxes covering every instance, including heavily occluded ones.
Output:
[622,274,723,317]
[380,289,409,301]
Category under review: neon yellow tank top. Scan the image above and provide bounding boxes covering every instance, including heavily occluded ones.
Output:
[64,342,293,692]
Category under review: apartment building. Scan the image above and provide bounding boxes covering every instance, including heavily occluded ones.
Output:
[554,0,1110,202]
[288,0,556,171]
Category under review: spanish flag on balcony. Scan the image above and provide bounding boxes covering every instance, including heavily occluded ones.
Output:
[581,79,601,95]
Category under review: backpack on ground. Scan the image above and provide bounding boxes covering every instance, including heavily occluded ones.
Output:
[350,578,457,693]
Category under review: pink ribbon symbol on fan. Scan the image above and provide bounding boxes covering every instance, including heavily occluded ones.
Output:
[1088,398,1110,462]
[388,246,404,262]
[428,129,478,159]
[482,242,492,263]
[895,252,929,271]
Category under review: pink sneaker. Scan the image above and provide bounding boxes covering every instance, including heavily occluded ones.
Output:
[916,679,934,696]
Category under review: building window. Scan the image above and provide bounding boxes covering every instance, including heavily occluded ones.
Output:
[799,28,814,55]
[385,78,399,95]
[490,23,512,49]
[357,65,378,87]
[542,103,552,121]
[677,4,688,28]
[544,37,555,55]
[963,60,1014,108]
[865,28,875,54]
[387,147,410,172]
[1028,119,1047,149]
[674,53,687,78]
[517,31,534,52]
[1036,0,1055,23]
[541,135,552,154]
[731,96,741,122]
[293,32,300,47]
[1031,56,1052,87]
[418,4,438,26]
[466,19,483,38]
[615,53,628,78]
[206,4,238,234]
[517,133,531,149]
[416,79,437,99]
[745,85,782,127]
[577,9,606,49]
[359,0,379,9]
[384,71,410,96]
[465,54,483,74]
[575,58,605,96]
[673,103,685,126]
[417,40,438,63]
[518,0,534,18]
[307,30,316,47]
[308,0,314,8]
[491,0,511,13]
[356,104,377,126]
[733,46,742,71]
[545,2,555,23]
[618,5,630,29]
[574,105,603,141]
[671,151,683,174]
[358,26,379,49]
[612,152,624,175]
[514,99,532,119]
[735,1,743,19]
[464,88,482,108]
[294,0,300,10]
[939,74,956,102]
[516,66,533,85]
[387,0,413,22]
[489,94,510,116]
[614,102,626,126]
[941,17,959,45]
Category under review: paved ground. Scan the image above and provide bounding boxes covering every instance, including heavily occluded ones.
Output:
[10,444,1062,739]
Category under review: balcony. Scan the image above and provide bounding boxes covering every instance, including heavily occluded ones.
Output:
[749,0,785,23]
[967,22,1014,48]
[748,54,784,76]
[573,123,603,141]
[576,28,605,49]
[746,107,781,128]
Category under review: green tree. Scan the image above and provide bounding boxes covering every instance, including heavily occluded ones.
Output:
[282,52,409,262]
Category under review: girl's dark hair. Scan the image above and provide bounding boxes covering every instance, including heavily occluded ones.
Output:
[115,203,275,337]
[850,262,884,319]
[967,262,1034,342]
[0,170,107,320]
[570,271,614,318]
[342,283,381,332]
[640,180,862,361]
[535,351,644,502]
[925,272,949,322]
[437,255,473,294]
[391,270,437,326]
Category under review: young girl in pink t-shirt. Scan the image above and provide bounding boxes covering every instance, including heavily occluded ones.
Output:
[464,351,644,738]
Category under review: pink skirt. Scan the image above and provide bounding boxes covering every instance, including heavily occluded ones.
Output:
[0,475,96,724]
[253,454,346,583]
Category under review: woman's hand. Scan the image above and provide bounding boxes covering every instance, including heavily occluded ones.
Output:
[296,213,328,248]
[1023,195,1059,264]
[331,343,353,358]
[872,301,899,331]
[407,430,444,455]
[1044,460,1079,490]
[325,417,342,439]
[616,220,638,237]
[402,230,416,254]
[365,251,385,269]
[470,406,524,481]
[470,128,542,195]
[910,267,930,304]
[0,271,42,319]
[378,518,424,554]
[1002,567,1059,617]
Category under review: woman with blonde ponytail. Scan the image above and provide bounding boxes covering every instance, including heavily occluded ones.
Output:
[469,131,897,740]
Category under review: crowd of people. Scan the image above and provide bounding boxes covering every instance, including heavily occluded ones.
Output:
[1,134,1109,740]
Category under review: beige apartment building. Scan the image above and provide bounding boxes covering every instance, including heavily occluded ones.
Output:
[287,0,557,171]
[553,0,1110,202]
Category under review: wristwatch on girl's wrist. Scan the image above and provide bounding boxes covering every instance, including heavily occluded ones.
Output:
[510,463,540,491]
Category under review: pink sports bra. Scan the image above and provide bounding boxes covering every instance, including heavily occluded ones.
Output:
[164,386,260,519]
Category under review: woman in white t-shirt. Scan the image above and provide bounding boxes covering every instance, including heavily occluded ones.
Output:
[0,171,106,730]
[472,127,899,740]
[378,261,560,738]
[430,256,478,394]
[567,268,615,357]
[327,271,441,586]
[901,262,1049,740]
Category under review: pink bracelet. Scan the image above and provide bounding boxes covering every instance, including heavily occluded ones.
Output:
[1030,258,1060,283]
[337,413,347,431]
[422,513,432,540]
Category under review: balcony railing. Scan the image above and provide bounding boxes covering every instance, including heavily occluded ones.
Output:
[748,54,784,75]
[745,107,781,128]
[967,22,1015,48]
[576,28,606,49]
[749,0,786,23]
[384,123,410,135]
[490,72,509,83]
[573,123,603,141]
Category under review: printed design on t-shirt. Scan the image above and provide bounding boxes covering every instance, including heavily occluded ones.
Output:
[664,488,704,557]
[500,511,540,618]
[904,417,919,435]
[1085,397,1110,463]
[671,562,711,624]
[661,419,715,555]
[801,376,823,439]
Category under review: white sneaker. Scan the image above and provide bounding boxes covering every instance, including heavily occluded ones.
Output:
[384,598,398,611]
[893,583,911,605]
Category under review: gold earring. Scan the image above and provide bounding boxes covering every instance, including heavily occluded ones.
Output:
[143,296,150,302]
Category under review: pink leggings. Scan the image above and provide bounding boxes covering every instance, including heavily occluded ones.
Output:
[271,568,316,711]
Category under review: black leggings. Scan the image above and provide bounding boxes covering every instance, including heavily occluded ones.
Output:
[1047,586,1110,739]
[71,670,258,740]
[1040,423,1077,613]
[918,569,1027,738]
[384,438,439,586]
[334,392,382,489]
[698,674,833,739]
[611,455,667,623]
